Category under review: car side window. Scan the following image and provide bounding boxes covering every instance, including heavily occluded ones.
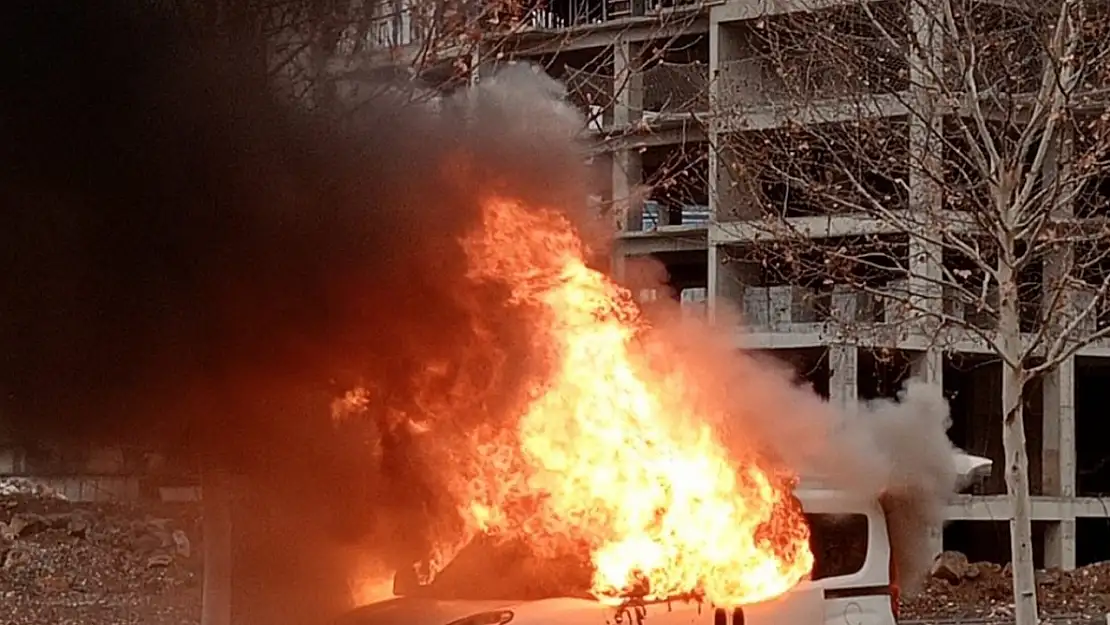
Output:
[806,513,869,580]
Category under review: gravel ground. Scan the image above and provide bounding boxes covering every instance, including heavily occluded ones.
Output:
[1,479,202,625]
[902,552,1110,621]
[5,480,1110,625]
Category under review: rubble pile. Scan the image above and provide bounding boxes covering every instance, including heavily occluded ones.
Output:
[0,478,65,500]
[1,479,202,625]
[902,551,1110,620]
[5,477,1110,625]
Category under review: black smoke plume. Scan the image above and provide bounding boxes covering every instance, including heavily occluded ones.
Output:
[1,1,594,621]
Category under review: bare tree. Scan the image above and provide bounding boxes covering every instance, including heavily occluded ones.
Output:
[159,0,543,112]
[261,0,713,180]
[712,1,1110,623]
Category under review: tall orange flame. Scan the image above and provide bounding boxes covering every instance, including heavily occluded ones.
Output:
[450,196,813,607]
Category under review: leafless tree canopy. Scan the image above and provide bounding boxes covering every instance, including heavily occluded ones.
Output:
[158,0,707,142]
[710,4,1110,623]
[715,0,1110,370]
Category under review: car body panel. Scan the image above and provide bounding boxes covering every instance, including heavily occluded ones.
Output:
[335,597,521,625]
[337,451,992,625]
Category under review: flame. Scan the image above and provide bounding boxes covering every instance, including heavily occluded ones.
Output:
[350,576,395,606]
[348,556,396,606]
[444,196,814,606]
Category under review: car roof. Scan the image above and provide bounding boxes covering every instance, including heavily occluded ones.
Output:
[795,450,991,493]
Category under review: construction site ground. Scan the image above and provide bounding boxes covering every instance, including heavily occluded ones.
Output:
[2,484,1108,625]
[1,481,202,625]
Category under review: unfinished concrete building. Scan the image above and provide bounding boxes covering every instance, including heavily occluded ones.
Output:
[354,0,1110,568]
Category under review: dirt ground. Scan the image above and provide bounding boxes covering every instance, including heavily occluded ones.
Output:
[4,482,1109,624]
[2,479,202,625]
[902,551,1110,621]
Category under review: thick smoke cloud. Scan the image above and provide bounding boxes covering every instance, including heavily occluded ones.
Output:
[0,2,587,448]
[1,2,595,620]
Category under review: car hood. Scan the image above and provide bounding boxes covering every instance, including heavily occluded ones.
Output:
[335,596,626,625]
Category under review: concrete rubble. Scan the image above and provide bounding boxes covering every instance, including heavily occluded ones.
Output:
[1,478,201,625]
[4,477,1109,625]
[902,550,1110,620]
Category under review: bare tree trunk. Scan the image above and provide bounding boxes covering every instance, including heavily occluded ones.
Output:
[998,262,1039,625]
[1003,363,1039,625]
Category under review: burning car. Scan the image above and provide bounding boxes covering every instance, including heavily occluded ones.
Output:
[335,452,992,625]
[329,193,991,625]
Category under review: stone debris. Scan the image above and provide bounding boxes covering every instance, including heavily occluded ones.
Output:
[5,483,1110,625]
[928,550,974,584]
[902,551,1110,620]
[2,486,201,625]
[0,478,66,500]
[173,529,192,559]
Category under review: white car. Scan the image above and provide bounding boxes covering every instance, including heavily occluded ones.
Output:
[336,452,992,625]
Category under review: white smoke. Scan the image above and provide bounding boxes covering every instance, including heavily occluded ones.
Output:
[639,276,957,593]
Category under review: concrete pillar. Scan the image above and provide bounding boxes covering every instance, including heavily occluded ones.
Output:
[607,37,645,234]
[925,525,944,562]
[1044,519,1077,571]
[1042,357,1076,497]
[612,38,642,128]
[912,348,946,559]
[828,363,857,410]
[611,242,628,283]
[707,64,727,224]
[829,290,858,408]
[910,349,943,386]
[0,447,18,474]
[230,476,356,625]
[706,20,758,328]
[1042,356,1077,570]
[1040,109,1077,571]
[708,246,724,326]
[612,149,643,232]
[906,0,944,337]
[468,47,482,87]
[707,19,723,226]
[907,236,943,326]
[707,19,751,223]
[905,30,944,561]
[202,469,233,625]
[708,245,749,326]
[828,345,858,408]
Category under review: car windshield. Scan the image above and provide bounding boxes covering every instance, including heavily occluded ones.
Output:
[419,535,595,601]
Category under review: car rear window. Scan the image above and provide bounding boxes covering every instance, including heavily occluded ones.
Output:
[806,513,869,580]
